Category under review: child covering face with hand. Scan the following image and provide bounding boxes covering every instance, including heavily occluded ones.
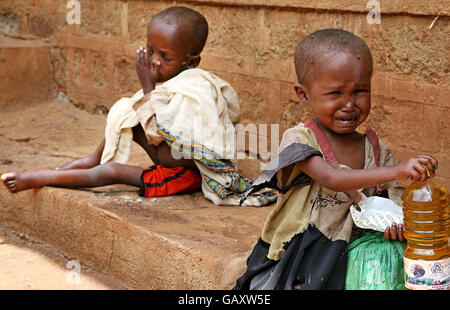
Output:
[2,6,276,207]
[135,8,204,94]
[1,6,207,195]
[234,29,438,290]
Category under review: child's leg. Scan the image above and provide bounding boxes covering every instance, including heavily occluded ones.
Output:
[57,123,156,171]
[58,124,198,172]
[57,139,105,170]
[1,162,143,193]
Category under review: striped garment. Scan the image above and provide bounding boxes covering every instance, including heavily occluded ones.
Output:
[101,68,279,207]
[156,120,278,206]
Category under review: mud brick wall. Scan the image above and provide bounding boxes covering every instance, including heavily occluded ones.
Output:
[0,0,449,188]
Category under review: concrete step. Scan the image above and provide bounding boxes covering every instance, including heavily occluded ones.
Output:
[0,223,128,290]
[0,99,271,289]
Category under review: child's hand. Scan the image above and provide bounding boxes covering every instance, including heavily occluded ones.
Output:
[393,155,438,182]
[135,46,160,94]
[384,222,405,241]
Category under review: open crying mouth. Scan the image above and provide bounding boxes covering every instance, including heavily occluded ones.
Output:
[336,116,358,123]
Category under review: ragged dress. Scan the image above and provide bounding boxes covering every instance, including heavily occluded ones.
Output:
[234,118,397,290]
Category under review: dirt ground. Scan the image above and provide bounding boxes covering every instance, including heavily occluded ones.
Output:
[0,223,128,290]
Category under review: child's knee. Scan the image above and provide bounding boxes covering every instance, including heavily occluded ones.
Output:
[97,162,122,181]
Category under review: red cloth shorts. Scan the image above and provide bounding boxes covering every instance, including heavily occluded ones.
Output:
[139,165,202,197]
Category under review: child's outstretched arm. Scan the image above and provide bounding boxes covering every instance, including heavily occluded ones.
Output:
[297,154,438,243]
[296,154,438,193]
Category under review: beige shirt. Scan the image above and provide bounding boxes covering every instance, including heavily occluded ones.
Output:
[261,123,397,260]
[100,68,240,165]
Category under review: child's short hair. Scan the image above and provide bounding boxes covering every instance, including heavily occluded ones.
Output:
[294,29,373,85]
[150,6,209,55]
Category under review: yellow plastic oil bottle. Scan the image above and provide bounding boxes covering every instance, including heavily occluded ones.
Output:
[401,170,449,290]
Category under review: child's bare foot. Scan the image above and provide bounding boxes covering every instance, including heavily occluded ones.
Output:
[1,172,43,193]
